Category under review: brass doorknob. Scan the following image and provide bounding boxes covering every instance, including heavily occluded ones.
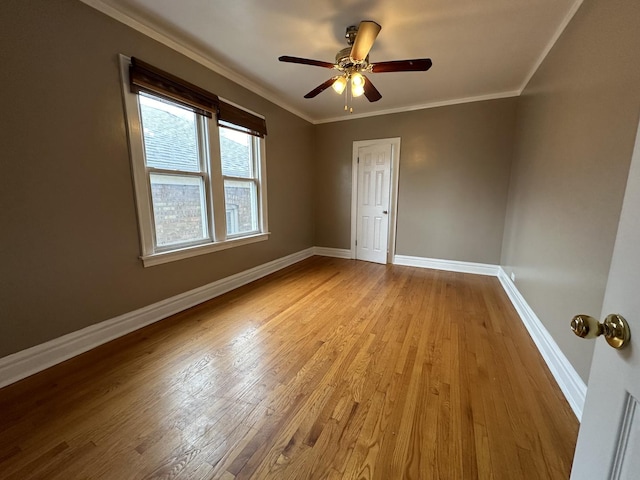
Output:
[570,314,631,349]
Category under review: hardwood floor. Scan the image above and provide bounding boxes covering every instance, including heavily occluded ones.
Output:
[0,257,579,479]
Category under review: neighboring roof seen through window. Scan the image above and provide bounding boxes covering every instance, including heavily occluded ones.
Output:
[140,94,252,178]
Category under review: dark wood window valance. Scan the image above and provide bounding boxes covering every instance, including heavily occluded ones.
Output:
[129,57,267,137]
[218,101,268,138]
[129,57,219,118]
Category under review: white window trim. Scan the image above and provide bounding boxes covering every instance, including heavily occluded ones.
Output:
[119,55,269,267]
[222,135,263,238]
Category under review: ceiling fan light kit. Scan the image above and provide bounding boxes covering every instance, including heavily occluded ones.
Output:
[331,75,347,94]
[278,20,432,113]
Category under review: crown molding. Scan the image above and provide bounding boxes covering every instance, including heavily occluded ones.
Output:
[519,0,584,93]
[79,0,315,124]
[80,0,583,126]
[313,90,521,124]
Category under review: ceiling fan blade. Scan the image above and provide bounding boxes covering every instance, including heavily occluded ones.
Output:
[278,56,335,69]
[371,58,433,73]
[350,21,381,62]
[304,77,340,98]
[362,75,382,102]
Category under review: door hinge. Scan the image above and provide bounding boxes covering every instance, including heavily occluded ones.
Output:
[357,157,360,163]
[355,239,358,246]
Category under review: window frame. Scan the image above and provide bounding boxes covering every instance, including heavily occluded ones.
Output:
[119,55,269,267]
[220,127,262,238]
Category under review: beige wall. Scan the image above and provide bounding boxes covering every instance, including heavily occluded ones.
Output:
[314,98,518,264]
[501,0,640,382]
[3,0,639,393]
[0,0,315,357]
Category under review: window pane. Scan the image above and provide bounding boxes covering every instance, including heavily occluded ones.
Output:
[140,94,200,172]
[224,180,258,236]
[220,127,253,178]
[150,174,208,247]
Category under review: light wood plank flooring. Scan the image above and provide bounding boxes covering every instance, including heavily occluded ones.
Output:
[0,257,579,479]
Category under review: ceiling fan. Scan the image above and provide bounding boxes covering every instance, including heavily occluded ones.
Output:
[278,21,432,104]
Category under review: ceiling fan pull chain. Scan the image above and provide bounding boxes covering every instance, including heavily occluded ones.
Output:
[349,86,354,113]
[344,84,348,111]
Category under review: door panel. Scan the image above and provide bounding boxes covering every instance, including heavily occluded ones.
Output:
[571,119,640,479]
[610,394,640,478]
[356,143,392,264]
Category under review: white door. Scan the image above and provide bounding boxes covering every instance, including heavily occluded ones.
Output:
[356,143,392,264]
[571,120,640,479]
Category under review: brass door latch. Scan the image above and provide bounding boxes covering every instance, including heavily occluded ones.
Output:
[570,314,631,349]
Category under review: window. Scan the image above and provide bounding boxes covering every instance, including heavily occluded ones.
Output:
[120,56,268,266]
[220,126,260,236]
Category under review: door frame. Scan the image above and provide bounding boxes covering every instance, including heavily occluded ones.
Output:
[350,137,401,263]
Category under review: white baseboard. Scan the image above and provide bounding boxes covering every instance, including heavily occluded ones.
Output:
[497,268,586,420]
[0,247,315,389]
[314,247,353,259]
[393,254,501,276]
[391,253,585,419]
[0,248,587,421]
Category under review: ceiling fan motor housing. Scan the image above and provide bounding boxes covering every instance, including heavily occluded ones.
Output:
[336,48,369,71]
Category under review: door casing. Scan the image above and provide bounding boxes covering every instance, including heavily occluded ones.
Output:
[351,138,401,263]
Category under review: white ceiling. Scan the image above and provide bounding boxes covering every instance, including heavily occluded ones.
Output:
[85,0,582,123]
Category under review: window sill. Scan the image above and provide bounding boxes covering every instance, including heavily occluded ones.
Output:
[140,233,270,267]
